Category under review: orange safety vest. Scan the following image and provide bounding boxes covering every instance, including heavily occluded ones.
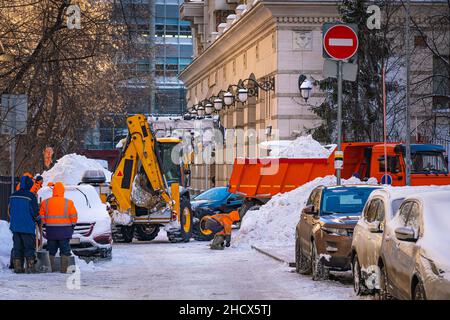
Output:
[211,210,240,236]
[39,182,78,227]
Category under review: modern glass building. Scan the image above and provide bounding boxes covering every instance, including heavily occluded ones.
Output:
[81,0,193,150]
[154,0,193,114]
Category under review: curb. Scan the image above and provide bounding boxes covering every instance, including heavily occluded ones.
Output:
[251,245,296,267]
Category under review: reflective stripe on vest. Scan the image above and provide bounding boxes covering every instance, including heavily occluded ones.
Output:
[45,198,69,219]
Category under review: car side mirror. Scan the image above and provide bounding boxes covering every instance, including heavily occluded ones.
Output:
[368,221,382,233]
[302,205,316,215]
[394,226,418,242]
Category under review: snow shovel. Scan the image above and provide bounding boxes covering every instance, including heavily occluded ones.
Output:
[35,224,51,273]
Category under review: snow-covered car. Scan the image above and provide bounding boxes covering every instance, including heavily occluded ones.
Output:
[37,184,112,258]
[351,186,450,296]
[379,191,450,300]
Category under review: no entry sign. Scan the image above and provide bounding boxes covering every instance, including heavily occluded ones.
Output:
[323,24,358,61]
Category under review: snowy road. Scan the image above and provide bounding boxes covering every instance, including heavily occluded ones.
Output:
[0,233,358,300]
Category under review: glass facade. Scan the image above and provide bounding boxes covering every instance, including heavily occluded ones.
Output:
[154,0,193,114]
[82,0,192,150]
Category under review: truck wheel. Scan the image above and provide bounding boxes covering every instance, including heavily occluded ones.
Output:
[112,225,134,243]
[193,209,215,241]
[167,197,193,243]
[311,241,330,281]
[134,225,160,241]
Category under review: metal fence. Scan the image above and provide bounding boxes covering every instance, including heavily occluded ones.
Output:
[0,176,19,221]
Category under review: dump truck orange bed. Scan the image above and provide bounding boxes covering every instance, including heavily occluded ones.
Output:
[228,157,335,198]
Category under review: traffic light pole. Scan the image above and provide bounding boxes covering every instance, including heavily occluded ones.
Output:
[337,60,343,186]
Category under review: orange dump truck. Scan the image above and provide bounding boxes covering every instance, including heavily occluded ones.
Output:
[229,142,450,217]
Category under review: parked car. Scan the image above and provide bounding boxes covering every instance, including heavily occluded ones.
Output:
[191,187,244,241]
[351,186,450,296]
[351,188,411,295]
[37,184,113,258]
[295,185,380,280]
[191,187,243,213]
[379,191,450,300]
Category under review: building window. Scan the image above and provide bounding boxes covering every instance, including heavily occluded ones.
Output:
[233,60,236,75]
[433,55,450,110]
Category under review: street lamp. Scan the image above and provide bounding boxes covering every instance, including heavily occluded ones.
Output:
[237,88,248,103]
[298,75,313,102]
[204,101,214,115]
[223,91,234,107]
[214,98,223,111]
[197,105,205,117]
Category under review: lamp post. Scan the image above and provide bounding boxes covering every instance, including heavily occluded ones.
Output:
[298,74,313,102]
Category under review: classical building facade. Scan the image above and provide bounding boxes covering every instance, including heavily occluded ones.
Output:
[179,0,449,193]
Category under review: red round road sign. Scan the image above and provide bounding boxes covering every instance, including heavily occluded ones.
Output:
[323,24,358,60]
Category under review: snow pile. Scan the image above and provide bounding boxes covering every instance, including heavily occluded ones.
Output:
[42,154,112,185]
[234,175,377,247]
[264,135,336,158]
[0,220,13,269]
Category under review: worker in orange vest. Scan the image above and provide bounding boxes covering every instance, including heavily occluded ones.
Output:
[16,173,43,194]
[39,182,78,273]
[30,175,43,194]
[15,172,33,191]
[204,210,240,250]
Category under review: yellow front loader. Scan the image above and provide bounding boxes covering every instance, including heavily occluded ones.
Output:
[107,114,193,243]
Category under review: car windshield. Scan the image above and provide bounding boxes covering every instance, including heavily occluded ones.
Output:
[411,151,448,174]
[194,188,229,201]
[321,187,377,216]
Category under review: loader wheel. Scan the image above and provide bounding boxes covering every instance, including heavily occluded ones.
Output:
[134,225,160,242]
[193,208,215,241]
[112,225,134,243]
[167,197,193,243]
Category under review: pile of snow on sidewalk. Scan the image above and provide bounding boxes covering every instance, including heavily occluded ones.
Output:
[42,154,112,185]
[234,176,377,247]
[265,135,336,158]
[0,220,13,269]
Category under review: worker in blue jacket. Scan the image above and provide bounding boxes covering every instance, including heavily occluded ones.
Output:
[8,175,40,273]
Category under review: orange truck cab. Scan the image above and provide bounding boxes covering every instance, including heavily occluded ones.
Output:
[229,142,450,217]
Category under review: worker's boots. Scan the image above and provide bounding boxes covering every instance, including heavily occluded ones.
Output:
[25,257,36,274]
[210,234,225,250]
[13,258,25,274]
[49,256,56,272]
[60,255,70,273]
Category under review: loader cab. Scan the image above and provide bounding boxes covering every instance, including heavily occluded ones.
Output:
[156,137,183,186]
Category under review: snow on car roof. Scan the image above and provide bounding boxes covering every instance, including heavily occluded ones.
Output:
[407,190,450,274]
[370,185,450,201]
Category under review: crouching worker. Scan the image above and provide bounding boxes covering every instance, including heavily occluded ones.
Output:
[205,210,240,250]
[9,175,40,273]
[39,182,78,273]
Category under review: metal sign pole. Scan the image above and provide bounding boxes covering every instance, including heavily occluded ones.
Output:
[10,107,16,193]
[405,0,412,186]
[337,60,343,186]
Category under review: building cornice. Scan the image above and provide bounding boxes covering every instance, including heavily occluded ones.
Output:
[179,1,340,87]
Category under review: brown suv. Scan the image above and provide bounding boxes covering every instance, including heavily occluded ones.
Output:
[295,185,380,280]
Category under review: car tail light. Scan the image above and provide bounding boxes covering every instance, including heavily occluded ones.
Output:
[94,233,112,244]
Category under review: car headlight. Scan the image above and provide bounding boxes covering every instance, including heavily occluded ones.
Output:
[321,226,348,236]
